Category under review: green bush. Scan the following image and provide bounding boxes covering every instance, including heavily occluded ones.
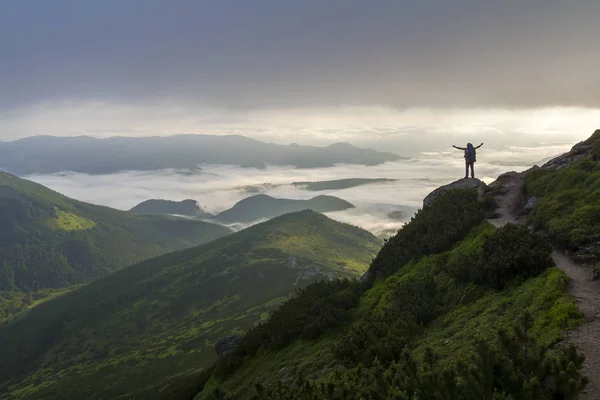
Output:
[368,189,485,282]
[447,224,552,290]
[241,313,586,400]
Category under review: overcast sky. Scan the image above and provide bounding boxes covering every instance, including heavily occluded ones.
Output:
[1,1,598,151]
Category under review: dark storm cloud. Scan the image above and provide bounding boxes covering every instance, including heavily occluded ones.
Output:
[1,0,599,111]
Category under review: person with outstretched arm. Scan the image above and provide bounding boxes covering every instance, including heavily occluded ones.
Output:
[452,142,483,179]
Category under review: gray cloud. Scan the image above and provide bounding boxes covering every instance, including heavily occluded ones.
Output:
[1,0,599,113]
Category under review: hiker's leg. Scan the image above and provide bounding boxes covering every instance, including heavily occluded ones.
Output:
[470,162,475,178]
[465,161,469,178]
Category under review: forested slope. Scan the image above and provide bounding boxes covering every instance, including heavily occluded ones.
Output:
[0,172,231,320]
[0,211,381,399]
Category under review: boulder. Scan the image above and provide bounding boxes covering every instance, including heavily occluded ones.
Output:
[423,178,486,208]
[214,335,243,358]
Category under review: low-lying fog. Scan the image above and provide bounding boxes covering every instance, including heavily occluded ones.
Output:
[26,144,569,237]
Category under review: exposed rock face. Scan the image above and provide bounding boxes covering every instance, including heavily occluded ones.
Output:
[215,336,243,358]
[423,178,486,208]
[487,172,522,195]
[542,130,600,170]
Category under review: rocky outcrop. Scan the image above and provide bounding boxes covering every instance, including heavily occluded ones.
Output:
[542,129,600,170]
[215,335,243,358]
[486,172,521,195]
[423,178,486,208]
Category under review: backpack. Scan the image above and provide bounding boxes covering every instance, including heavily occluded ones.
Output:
[465,144,476,162]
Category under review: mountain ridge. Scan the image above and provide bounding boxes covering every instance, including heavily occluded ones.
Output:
[0,134,404,175]
[213,194,355,224]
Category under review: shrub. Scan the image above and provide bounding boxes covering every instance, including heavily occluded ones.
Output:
[368,189,485,282]
[244,313,587,400]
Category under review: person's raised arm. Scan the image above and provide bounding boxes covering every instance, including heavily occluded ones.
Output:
[475,143,484,149]
[452,145,466,150]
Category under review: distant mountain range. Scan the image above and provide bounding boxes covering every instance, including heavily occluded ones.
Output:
[0,134,404,175]
[131,194,356,225]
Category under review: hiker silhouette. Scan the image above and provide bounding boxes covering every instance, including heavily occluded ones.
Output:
[452,143,484,178]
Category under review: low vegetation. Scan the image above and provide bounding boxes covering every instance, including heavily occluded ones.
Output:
[525,158,600,261]
[194,189,585,400]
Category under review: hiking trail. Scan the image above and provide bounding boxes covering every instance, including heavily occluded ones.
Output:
[487,174,600,400]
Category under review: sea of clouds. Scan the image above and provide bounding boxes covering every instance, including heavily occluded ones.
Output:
[25,143,570,237]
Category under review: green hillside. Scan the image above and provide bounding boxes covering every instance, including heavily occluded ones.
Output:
[0,210,381,399]
[0,172,232,320]
[193,189,586,399]
[525,157,600,262]
[213,194,355,224]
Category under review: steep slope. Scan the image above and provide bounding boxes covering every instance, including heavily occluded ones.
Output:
[130,199,213,218]
[213,194,355,224]
[0,134,403,174]
[485,129,600,399]
[0,210,381,400]
[0,172,231,320]
[193,188,586,399]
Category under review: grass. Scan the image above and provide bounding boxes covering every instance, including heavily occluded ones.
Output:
[414,268,584,364]
[47,207,96,231]
[525,158,600,261]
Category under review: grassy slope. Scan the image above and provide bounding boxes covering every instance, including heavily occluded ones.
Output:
[195,192,584,399]
[525,158,600,261]
[0,210,381,400]
[0,172,232,320]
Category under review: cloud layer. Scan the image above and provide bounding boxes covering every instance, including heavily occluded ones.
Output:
[25,146,569,236]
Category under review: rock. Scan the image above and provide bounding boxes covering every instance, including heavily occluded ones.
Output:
[542,130,600,170]
[523,197,539,213]
[423,178,487,208]
[487,171,520,194]
[214,335,243,358]
[360,271,370,282]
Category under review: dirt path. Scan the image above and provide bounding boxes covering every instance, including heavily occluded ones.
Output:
[487,175,600,399]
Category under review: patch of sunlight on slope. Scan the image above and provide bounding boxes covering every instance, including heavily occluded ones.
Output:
[47,207,96,231]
